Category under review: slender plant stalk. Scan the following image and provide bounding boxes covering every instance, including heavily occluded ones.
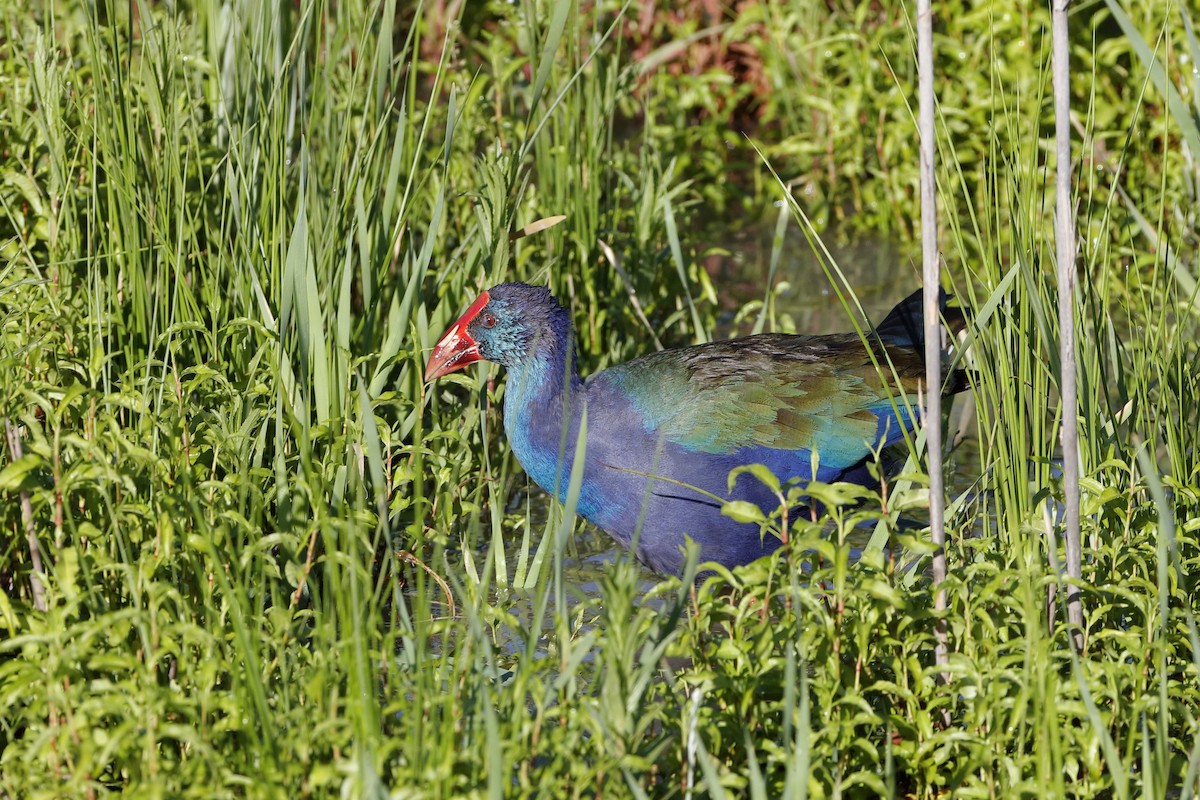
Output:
[1052,0,1084,646]
[917,0,948,677]
[4,419,46,613]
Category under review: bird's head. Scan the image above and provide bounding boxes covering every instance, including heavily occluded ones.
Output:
[424,283,568,381]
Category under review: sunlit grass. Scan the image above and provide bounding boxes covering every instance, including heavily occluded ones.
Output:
[1,0,1199,797]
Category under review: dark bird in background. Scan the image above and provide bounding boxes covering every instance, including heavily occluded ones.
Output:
[425,283,968,576]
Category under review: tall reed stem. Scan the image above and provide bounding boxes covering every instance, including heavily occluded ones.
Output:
[5,419,46,612]
[1051,0,1084,647]
[917,0,948,676]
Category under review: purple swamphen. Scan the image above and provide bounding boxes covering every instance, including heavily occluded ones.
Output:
[425,283,968,575]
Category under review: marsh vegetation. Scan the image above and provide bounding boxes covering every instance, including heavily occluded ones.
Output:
[2,0,1199,796]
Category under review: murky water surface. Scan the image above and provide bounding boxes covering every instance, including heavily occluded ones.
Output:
[703,216,919,336]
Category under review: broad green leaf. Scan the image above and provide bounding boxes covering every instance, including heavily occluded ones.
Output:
[0,454,44,491]
[721,500,767,525]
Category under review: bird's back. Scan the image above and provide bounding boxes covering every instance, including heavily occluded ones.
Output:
[588,330,928,467]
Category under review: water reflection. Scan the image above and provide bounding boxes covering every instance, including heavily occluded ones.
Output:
[701,217,920,337]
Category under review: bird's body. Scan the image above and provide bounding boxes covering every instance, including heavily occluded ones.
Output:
[426,283,966,576]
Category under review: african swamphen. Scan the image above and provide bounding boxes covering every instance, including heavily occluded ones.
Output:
[425,283,967,576]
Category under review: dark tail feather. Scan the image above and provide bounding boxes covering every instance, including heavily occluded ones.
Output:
[874,287,972,394]
[875,287,968,348]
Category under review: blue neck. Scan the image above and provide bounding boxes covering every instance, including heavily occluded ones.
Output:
[503,341,585,503]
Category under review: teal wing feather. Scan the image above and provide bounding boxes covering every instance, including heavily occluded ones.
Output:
[593,333,924,468]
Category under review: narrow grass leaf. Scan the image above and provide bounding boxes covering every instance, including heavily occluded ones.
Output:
[754,201,790,335]
[358,378,387,521]
[510,214,567,240]
[662,197,708,343]
[528,0,572,115]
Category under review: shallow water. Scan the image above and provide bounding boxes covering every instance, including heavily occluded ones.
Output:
[702,216,919,338]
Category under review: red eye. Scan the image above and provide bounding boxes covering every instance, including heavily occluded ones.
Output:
[482,313,496,329]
